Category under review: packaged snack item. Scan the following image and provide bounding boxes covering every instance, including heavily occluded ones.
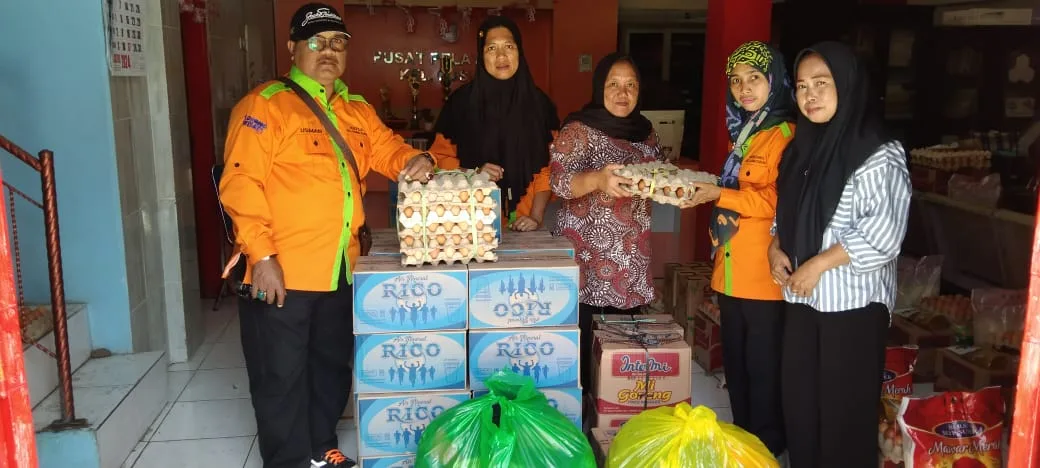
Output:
[613,162,718,205]
[879,346,918,467]
[971,288,1026,351]
[895,256,943,311]
[897,387,1005,468]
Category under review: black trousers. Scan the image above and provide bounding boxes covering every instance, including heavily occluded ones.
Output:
[782,302,888,468]
[578,303,640,391]
[717,294,786,455]
[239,268,354,468]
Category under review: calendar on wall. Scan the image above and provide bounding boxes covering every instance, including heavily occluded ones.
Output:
[105,0,146,76]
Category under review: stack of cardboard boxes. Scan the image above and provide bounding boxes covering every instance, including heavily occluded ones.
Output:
[587,314,693,429]
[351,230,580,466]
[662,262,719,374]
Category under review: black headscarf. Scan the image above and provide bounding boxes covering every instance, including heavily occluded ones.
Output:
[775,41,886,268]
[433,16,559,203]
[562,53,654,142]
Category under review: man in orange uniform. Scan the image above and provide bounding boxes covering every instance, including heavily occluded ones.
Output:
[219,4,435,467]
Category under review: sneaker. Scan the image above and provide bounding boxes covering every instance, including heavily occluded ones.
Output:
[311,449,356,468]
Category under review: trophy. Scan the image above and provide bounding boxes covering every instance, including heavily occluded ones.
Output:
[378,84,397,122]
[437,53,468,102]
[399,62,429,130]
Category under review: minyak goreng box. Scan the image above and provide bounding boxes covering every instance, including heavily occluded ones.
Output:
[356,391,470,458]
[496,230,576,257]
[360,455,415,468]
[472,386,582,429]
[467,254,579,329]
[468,327,580,391]
[353,256,468,333]
[355,332,468,393]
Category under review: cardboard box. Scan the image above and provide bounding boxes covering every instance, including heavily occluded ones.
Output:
[593,314,675,329]
[472,386,583,429]
[665,265,697,314]
[888,315,955,382]
[660,263,683,313]
[360,455,416,468]
[590,427,618,465]
[354,331,468,393]
[673,265,714,328]
[691,306,723,374]
[592,327,692,414]
[497,230,575,257]
[468,327,580,391]
[369,229,401,257]
[592,411,634,428]
[936,347,1018,391]
[467,254,579,329]
[353,257,469,333]
[356,391,470,457]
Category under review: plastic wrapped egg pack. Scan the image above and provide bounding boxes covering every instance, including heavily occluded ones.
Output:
[396,170,501,266]
[613,162,719,205]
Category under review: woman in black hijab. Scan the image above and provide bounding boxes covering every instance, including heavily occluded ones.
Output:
[549,53,667,391]
[770,42,911,467]
[432,16,559,231]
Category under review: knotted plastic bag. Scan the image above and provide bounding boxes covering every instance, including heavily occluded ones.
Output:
[607,403,778,468]
[414,369,595,468]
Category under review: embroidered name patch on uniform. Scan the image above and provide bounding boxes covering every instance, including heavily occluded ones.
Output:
[243,115,267,133]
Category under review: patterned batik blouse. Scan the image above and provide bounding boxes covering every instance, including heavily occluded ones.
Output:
[549,121,663,309]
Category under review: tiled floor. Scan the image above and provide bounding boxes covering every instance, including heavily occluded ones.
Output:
[121,303,733,467]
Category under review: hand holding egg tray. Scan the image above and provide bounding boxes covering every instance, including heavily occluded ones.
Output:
[612,161,720,205]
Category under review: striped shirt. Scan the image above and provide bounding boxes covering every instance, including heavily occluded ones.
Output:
[778,141,911,312]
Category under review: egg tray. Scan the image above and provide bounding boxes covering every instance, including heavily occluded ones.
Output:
[399,222,497,237]
[397,170,499,205]
[397,204,499,228]
[401,246,498,266]
[399,231,500,249]
[613,162,719,206]
[909,148,991,171]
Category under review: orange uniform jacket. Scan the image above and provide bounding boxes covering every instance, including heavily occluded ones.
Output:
[427,133,555,220]
[711,122,795,301]
[220,66,425,292]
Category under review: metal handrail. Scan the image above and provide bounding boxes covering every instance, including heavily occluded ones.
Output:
[0,134,83,429]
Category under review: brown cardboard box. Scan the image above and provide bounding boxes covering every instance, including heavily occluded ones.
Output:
[590,427,618,465]
[661,262,684,313]
[592,411,635,429]
[888,315,955,382]
[593,314,675,330]
[672,264,713,328]
[936,347,1018,391]
[691,306,723,375]
[592,327,692,415]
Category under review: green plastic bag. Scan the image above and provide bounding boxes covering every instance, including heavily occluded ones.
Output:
[415,369,596,468]
[608,403,779,468]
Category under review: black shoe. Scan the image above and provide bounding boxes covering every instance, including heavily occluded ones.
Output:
[311,449,356,467]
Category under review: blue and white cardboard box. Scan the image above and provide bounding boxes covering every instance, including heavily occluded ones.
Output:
[356,391,470,458]
[353,256,468,333]
[360,455,415,468]
[468,327,580,391]
[472,386,582,429]
[467,254,579,329]
[355,331,468,393]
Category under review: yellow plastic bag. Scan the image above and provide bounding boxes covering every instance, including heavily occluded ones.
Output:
[607,403,779,468]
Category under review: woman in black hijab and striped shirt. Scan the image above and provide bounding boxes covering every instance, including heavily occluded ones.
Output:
[430,16,559,231]
[770,42,911,467]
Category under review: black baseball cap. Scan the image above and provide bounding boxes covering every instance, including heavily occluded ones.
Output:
[289,3,351,42]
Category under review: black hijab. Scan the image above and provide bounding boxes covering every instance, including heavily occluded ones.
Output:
[562,53,654,142]
[775,41,886,268]
[433,16,559,203]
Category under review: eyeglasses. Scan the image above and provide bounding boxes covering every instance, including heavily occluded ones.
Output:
[307,35,348,52]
